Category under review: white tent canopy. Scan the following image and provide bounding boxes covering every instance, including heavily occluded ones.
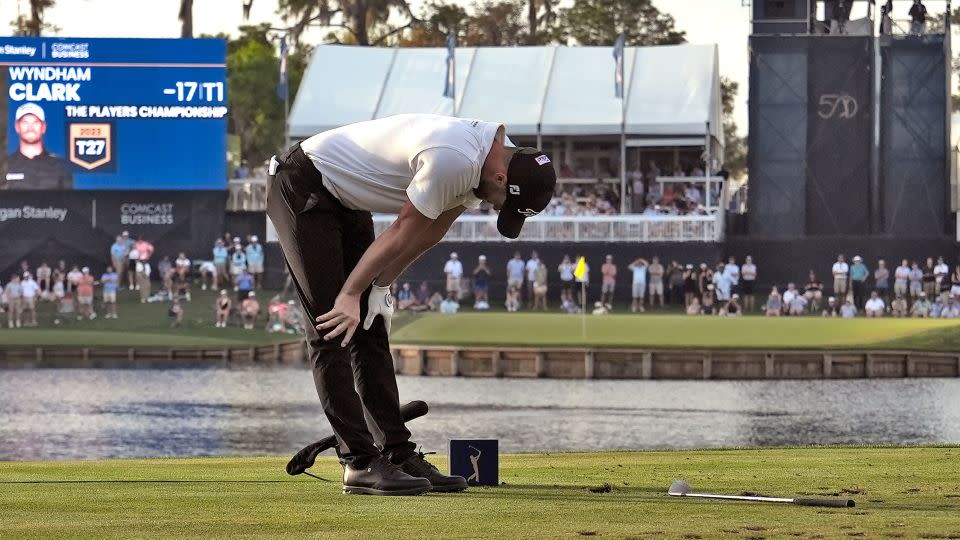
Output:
[289,43,723,144]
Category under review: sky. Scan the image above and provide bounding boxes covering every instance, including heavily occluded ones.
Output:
[1,0,955,133]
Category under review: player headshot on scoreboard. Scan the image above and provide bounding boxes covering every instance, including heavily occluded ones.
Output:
[2,102,72,190]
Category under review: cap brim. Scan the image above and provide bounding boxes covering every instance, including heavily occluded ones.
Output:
[497,210,525,239]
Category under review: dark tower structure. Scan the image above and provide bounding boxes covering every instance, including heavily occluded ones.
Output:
[747,0,951,239]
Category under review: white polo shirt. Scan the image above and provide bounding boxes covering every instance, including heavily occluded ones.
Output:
[444,259,463,279]
[300,114,503,219]
[865,298,885,313]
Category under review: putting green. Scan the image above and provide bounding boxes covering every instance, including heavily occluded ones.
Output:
[1,448,958,538]
[390,312,960,351]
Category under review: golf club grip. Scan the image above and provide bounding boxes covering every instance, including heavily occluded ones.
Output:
[307,400,428,452]
[792,498,856,508]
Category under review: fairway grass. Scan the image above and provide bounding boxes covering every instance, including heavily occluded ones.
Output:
[391,312,960,351]
[1,448,959,538]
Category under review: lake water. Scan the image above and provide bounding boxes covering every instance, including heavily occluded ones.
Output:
[1,369,959,460]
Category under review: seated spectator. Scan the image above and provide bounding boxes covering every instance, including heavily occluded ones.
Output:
[427,291,444,312]
[168,299,184,328]
[765,286,782,316]
[720,294,742,317]
[215,290,231,328]
[782,283,798,315]
[175,252,191,281]
[440,292,460,314]
[591,301,609,315]
[890,293,908,317]
[241,291,260,329]
[864,291,886,317]
[236,269,255,300]
[173,273,191,302]
[560,289,579,313]
[788,291,808,316]
[198,260,217,291]
[266,296,289,332]
[930,294,945,318]
[941,295,960,319]
[505,286,521,312]
[397,282,418,310]
[823,296,841,317]
[840,298,857,318]
[416,281,433,307]
[911,292,932,318]
[686,297,702,315]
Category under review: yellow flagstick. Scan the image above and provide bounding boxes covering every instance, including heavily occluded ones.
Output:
[573,257,587,340]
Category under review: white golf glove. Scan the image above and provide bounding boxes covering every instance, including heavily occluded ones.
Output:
[363,284,394,334]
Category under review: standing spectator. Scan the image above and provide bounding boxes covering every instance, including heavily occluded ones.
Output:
[713,262,731,303]
[823,296,841,317]
[840,298,857,318]
[682,264,698,307]
[911,292,931,317]
[701,283,716,315]
[136,259,152,303]
[922,257,937,298]
[697,263,712,299]
[175,252,191,282]
[864,291,885,318]
[574,254,590,308]
[100,266,119,319]
[36,261,51,297]
[557,255,575,299]
[940,295,960,319]
[874,259,890,304]
[53,260,67,294]
[236,268,255,300]
[20,273,39,327]
[909,0,927,35]
[935,256,950,296]
[849,255,869,308]
[158,256,174,297]
[600,255,617,307]
[444,252,464,301]
[110,235,128,289]
[245,235,265,289]
[648,256,665,308]
[525,251,541,307]
[627,257,648,313]
[909,261,924,300]
[168,299,184,328]
[440,293,460,314]
[740,255,757,312]
[722,256,740,296]
[667,261,684,306]
[765,286,782,316]
[215,290,232,327]
[533,260,549,311]
[894,259,911,300]
[804,271,824,313]
[832,254,849,300]
[135,236,154,264]
[890,293,908,317]
[5,275,22,328]
[127,244,140,290]
[213,239,229,288]
[67,265,82,295]
[240,291,260,329]
[230,243,247,290]
[76,267,96,320]
[507,252,525,300]
[472,256,491,310]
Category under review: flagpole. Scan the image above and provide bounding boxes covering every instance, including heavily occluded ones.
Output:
[581,279,586,340]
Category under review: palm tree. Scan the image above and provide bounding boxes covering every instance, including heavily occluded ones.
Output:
[179,0,194,38]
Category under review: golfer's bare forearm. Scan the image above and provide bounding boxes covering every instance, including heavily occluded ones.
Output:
[373,207,463,286]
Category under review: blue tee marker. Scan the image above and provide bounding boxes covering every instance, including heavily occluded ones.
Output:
[449,439,498,487]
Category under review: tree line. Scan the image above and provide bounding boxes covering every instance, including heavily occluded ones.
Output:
[11,0,745,178]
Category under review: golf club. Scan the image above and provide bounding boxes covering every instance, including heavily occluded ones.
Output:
[668,480,855,508]
[286,400,430,476]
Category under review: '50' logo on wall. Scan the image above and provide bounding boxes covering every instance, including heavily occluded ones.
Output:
[817,94,858,119]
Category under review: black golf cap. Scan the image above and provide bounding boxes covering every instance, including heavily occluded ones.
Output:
[497,148,557,239]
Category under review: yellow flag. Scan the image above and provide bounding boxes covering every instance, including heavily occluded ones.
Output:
[573,256,587,280]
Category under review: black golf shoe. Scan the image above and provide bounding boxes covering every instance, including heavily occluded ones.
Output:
[394,448,468,493]
[342,455,432,496]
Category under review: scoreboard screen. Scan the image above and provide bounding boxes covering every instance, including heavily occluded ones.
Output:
[1,37,227,190]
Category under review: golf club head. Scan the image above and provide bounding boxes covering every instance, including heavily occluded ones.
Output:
[669,479,692,496]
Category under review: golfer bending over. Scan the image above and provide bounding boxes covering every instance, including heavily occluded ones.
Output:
[267,113,556,496]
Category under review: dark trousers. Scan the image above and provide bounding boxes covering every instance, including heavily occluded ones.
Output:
[266,144,414,464]
[852,280,867,308]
